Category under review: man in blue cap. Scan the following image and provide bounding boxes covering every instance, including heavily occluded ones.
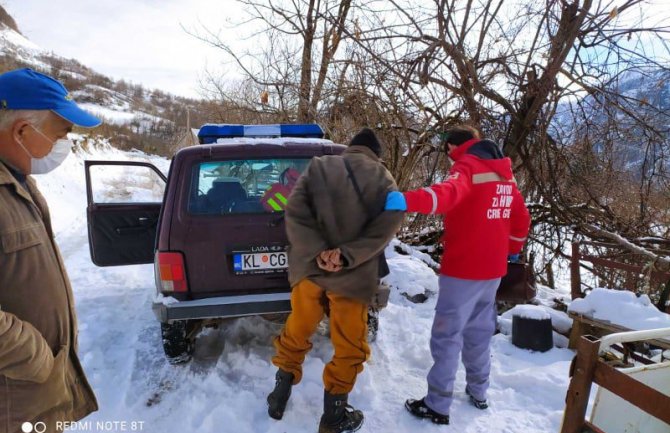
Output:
[0,68,101,433]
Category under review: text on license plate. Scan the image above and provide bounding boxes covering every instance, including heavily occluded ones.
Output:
[233,252,288,271]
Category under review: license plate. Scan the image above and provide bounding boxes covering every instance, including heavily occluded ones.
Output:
[233,252,288,273]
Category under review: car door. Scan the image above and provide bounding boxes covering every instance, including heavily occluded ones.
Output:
[85,160,167,266]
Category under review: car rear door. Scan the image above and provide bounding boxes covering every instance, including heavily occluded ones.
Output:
[85,160,167,266]
[170,144,343,298]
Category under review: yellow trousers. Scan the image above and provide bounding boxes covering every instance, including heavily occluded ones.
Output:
[272,278,371,394]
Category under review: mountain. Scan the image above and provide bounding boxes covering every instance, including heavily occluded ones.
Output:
[0,4,19,34]
[0,6,215,155]
[551,68,670,179]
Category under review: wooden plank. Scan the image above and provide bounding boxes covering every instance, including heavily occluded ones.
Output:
[568,313,670,350]
[594,362,670,424]
[568,312,628,351]
[571,240,670,304]
[584,256,670,284]
[561,336,601,433]
[568,313,629,334]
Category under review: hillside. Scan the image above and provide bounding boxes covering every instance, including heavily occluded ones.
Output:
[0,3,19,34]
[0,6,214,155]
[551,68,670,179]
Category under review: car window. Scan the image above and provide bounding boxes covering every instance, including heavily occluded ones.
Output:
[90,164,166,204]
[189,158,311,214]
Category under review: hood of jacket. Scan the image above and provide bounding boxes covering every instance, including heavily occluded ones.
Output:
[449,138,514,181]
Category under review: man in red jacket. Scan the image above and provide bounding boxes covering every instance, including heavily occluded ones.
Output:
[385,125,530,425]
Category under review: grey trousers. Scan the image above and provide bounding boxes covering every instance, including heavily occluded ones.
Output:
[424,275,500,415]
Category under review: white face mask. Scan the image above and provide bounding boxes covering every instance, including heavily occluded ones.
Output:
[18,125,73,174]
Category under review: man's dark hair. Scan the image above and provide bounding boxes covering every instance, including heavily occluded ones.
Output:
[441,125,481,148]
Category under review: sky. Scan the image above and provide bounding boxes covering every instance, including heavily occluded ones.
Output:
[4,0,670,100]
[3,0,247,98]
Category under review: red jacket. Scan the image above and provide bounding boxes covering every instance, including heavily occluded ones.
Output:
[403,139,530,279]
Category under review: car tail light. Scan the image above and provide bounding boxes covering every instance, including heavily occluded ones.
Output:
[156,252,188,293]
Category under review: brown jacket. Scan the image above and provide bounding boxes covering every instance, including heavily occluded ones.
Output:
[0,161,97,433]
[285,146,403,302]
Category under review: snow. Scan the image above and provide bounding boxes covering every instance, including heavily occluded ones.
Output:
[154,294,179,306]
[545,308,574,334]
[0,27,50,71]
[32,139,583,432]
[78,103,166,130]
[0,26,42,53]
[569,288,670,331]
[383,242,439,300]
[507,305,551,320]
[389,238,441,270]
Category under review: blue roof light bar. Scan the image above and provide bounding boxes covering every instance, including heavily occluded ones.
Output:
[197,123,325,144]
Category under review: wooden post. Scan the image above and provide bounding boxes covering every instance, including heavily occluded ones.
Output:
[571,242,582,300]
[561,335,601,433]
[568,318,586,350]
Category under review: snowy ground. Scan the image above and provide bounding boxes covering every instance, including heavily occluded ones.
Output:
[35,140,580,433]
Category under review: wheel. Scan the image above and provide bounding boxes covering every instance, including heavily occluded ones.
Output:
[161,320,197,364]
[367,307,380,342]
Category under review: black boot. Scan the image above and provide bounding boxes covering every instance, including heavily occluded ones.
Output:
[405,398,450,425]
[318,391,364,433]
[267,369,294,420]
[465,387,489,410]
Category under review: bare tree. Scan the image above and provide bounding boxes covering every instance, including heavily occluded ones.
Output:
[190,0,354,122]
[343,0,670,287]
[192,0,670,293]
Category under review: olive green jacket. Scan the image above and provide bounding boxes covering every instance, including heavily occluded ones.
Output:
[285,146,403,303]
[0,161,97,433]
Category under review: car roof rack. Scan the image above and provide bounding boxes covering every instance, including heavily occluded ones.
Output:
[197,123,325,144]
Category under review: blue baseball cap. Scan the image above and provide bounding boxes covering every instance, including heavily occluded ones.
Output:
[0,68,101,128]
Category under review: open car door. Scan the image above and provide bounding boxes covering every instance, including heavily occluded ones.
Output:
[85,160,167,266]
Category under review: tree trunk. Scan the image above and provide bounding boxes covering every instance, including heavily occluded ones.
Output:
[298,0,318,122]
[504,0,592,163]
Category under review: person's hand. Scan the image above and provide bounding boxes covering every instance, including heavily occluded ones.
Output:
[317,249,342,272]
[317,248,343,272]
[321,249,341,267]
[385,191,407,211]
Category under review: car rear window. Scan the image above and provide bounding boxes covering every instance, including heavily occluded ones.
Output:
[189,158,311,214]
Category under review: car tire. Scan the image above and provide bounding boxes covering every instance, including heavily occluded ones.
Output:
[367,307,380,342]
[161,320,196,364]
